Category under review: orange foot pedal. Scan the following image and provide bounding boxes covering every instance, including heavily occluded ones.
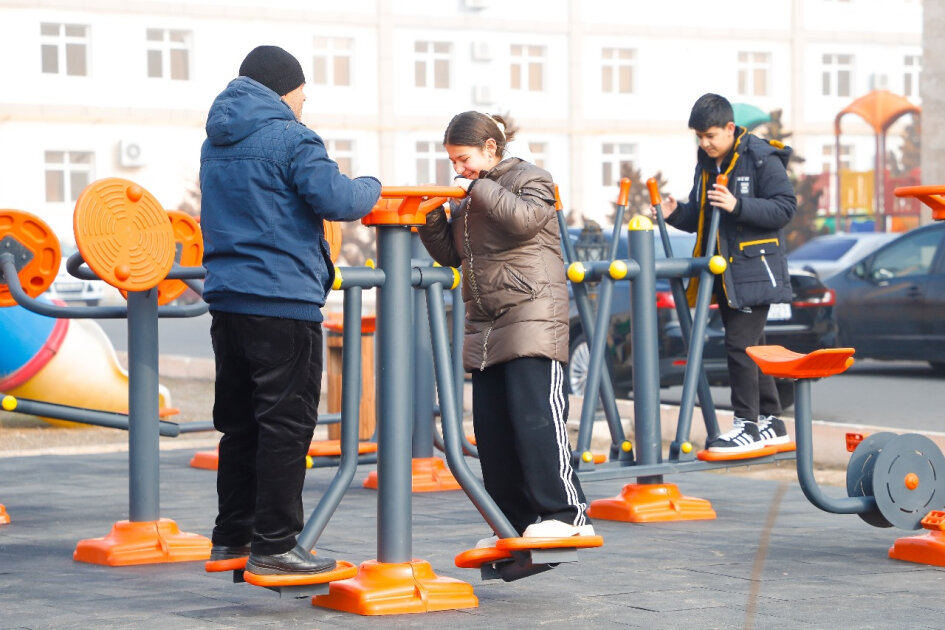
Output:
[589,483,716,522]
[455,536,603,582]
[205,555,248,574]
[241,561,358,599]
[889,511,945,567]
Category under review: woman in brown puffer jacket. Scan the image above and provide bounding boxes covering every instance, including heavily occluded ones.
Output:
[418,111,593,544]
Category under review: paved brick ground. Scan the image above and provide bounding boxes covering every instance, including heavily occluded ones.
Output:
[2,446,945,629]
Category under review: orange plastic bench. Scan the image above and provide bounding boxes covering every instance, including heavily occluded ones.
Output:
[745,345,855,380]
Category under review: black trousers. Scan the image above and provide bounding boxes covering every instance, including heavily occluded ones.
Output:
[471,357,590,534]
[209,311,323,555]
[716,298,782,421]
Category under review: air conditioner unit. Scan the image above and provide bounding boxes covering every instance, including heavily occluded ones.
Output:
[119,139,146,168]
[472,85,493,105]
[471,41,492,61]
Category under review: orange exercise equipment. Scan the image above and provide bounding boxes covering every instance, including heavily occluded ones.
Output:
[0,209,60,307]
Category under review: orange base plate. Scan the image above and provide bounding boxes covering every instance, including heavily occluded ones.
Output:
[0,503,9,525]
[313,558,477,615]
[889,532,945,567]
[244,560,357,587]
[190,449,219,470]
[588,483,716,522]
[74,518,211,566]
[308,439,378,457]
[362,457,461,492]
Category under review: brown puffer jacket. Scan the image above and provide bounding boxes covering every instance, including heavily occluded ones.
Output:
[418,158,569,371]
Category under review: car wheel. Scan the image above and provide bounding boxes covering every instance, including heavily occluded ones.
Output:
[930,362,945,376]
[776,378,794,410]
[567,331,590,397]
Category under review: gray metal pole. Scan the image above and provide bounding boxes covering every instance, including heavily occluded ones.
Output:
[297,286,365,549]
[375,225,413,563]
[628,223,662,484]
[411,233,435,459]
[126,288,160,522]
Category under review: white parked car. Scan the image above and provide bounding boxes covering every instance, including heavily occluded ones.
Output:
[788,231,899,281]
[47,243,105,306]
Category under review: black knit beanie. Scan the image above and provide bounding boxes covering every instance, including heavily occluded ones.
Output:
[238,45,305,96]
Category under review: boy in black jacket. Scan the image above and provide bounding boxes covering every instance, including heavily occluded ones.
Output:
[654,93,796,453]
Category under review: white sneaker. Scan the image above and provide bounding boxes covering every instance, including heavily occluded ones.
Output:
[475,535,499,549]
[522,520,595,538]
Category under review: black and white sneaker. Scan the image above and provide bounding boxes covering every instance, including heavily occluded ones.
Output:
[706,418,764,453]
[757,415,790,447]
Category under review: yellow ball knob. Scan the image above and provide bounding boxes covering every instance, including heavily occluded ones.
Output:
[621,440,632,452]
[332,266,343,290]
[581,451,593,463]
[2,395,17,411]
[305,455,314,469]
[627,215,654,231]
[567,262,586,283]
[681,442,693,454]
[365,258,376,269]
[609,259,628,279]
[709,255,727,275]
[451,267,461,290]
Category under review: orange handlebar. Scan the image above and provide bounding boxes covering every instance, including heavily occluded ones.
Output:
[364,185,467,227]
[716,174,728,187]
[894,185,945,221]
[646,178,661,206]
[553,185,563,211]
[380,186,466,199]
[617,178,632,206]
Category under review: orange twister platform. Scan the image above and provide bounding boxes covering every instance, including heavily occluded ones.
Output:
[73,518,211,566]
[312,559,477,615]
[362,457,461,492]
[587,483,716,522]
[0,504,9,525]
[889,510,945,567]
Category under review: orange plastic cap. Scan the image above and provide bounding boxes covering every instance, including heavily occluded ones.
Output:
[617,178,632,206]
[646,178,661,206]
[553,184,563,211]
[716,174,729,187]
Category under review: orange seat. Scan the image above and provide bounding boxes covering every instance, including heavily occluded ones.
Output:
[746,345,855,379]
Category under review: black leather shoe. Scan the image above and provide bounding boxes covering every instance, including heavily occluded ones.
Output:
[209,544,251,561]
[245,546,336,575]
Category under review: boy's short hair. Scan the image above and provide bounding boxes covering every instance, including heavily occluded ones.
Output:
[688,93,734,132]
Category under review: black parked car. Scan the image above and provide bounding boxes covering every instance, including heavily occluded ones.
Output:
[565,226,839,409]
[824,222,945,374]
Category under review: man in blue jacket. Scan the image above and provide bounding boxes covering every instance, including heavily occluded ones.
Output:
[200,45,381,575]
[654,93,796,453]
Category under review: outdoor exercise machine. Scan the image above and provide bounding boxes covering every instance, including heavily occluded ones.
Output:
[0,180,212,563]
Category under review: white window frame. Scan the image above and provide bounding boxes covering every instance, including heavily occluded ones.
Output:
[903,55,921,98]
[146,28,193,81]
[737,51,771,97]
[415,140,451,185]
[45,150,94,203]
[510,44,545,92]
[601,47,635,95]
[40,22,90,76]
[822,53,853,98]
[414,41,451,89]
[313,37,353,87]
[528,141,548,170]
[601,142,636,187]
[822,143,854,173]
[326,138,355,176]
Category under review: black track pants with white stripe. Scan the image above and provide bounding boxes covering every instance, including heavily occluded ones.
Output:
[471,357,590,534]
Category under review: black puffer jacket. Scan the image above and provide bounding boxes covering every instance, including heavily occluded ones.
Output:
[418,158,568,371]
[667,127,796,309]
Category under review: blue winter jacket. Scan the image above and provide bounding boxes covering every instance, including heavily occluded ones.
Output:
[199,77,381,321]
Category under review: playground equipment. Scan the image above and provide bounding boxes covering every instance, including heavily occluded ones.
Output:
[561,175,945,538]
[0,183,212,559]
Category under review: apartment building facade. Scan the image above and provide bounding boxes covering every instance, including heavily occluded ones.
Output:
[0,0,923,240]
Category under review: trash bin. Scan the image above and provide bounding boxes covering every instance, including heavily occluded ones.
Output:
[324,314,376,441]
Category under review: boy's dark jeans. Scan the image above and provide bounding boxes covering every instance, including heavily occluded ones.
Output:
[716,298,782,421]
[209,311,323,556]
